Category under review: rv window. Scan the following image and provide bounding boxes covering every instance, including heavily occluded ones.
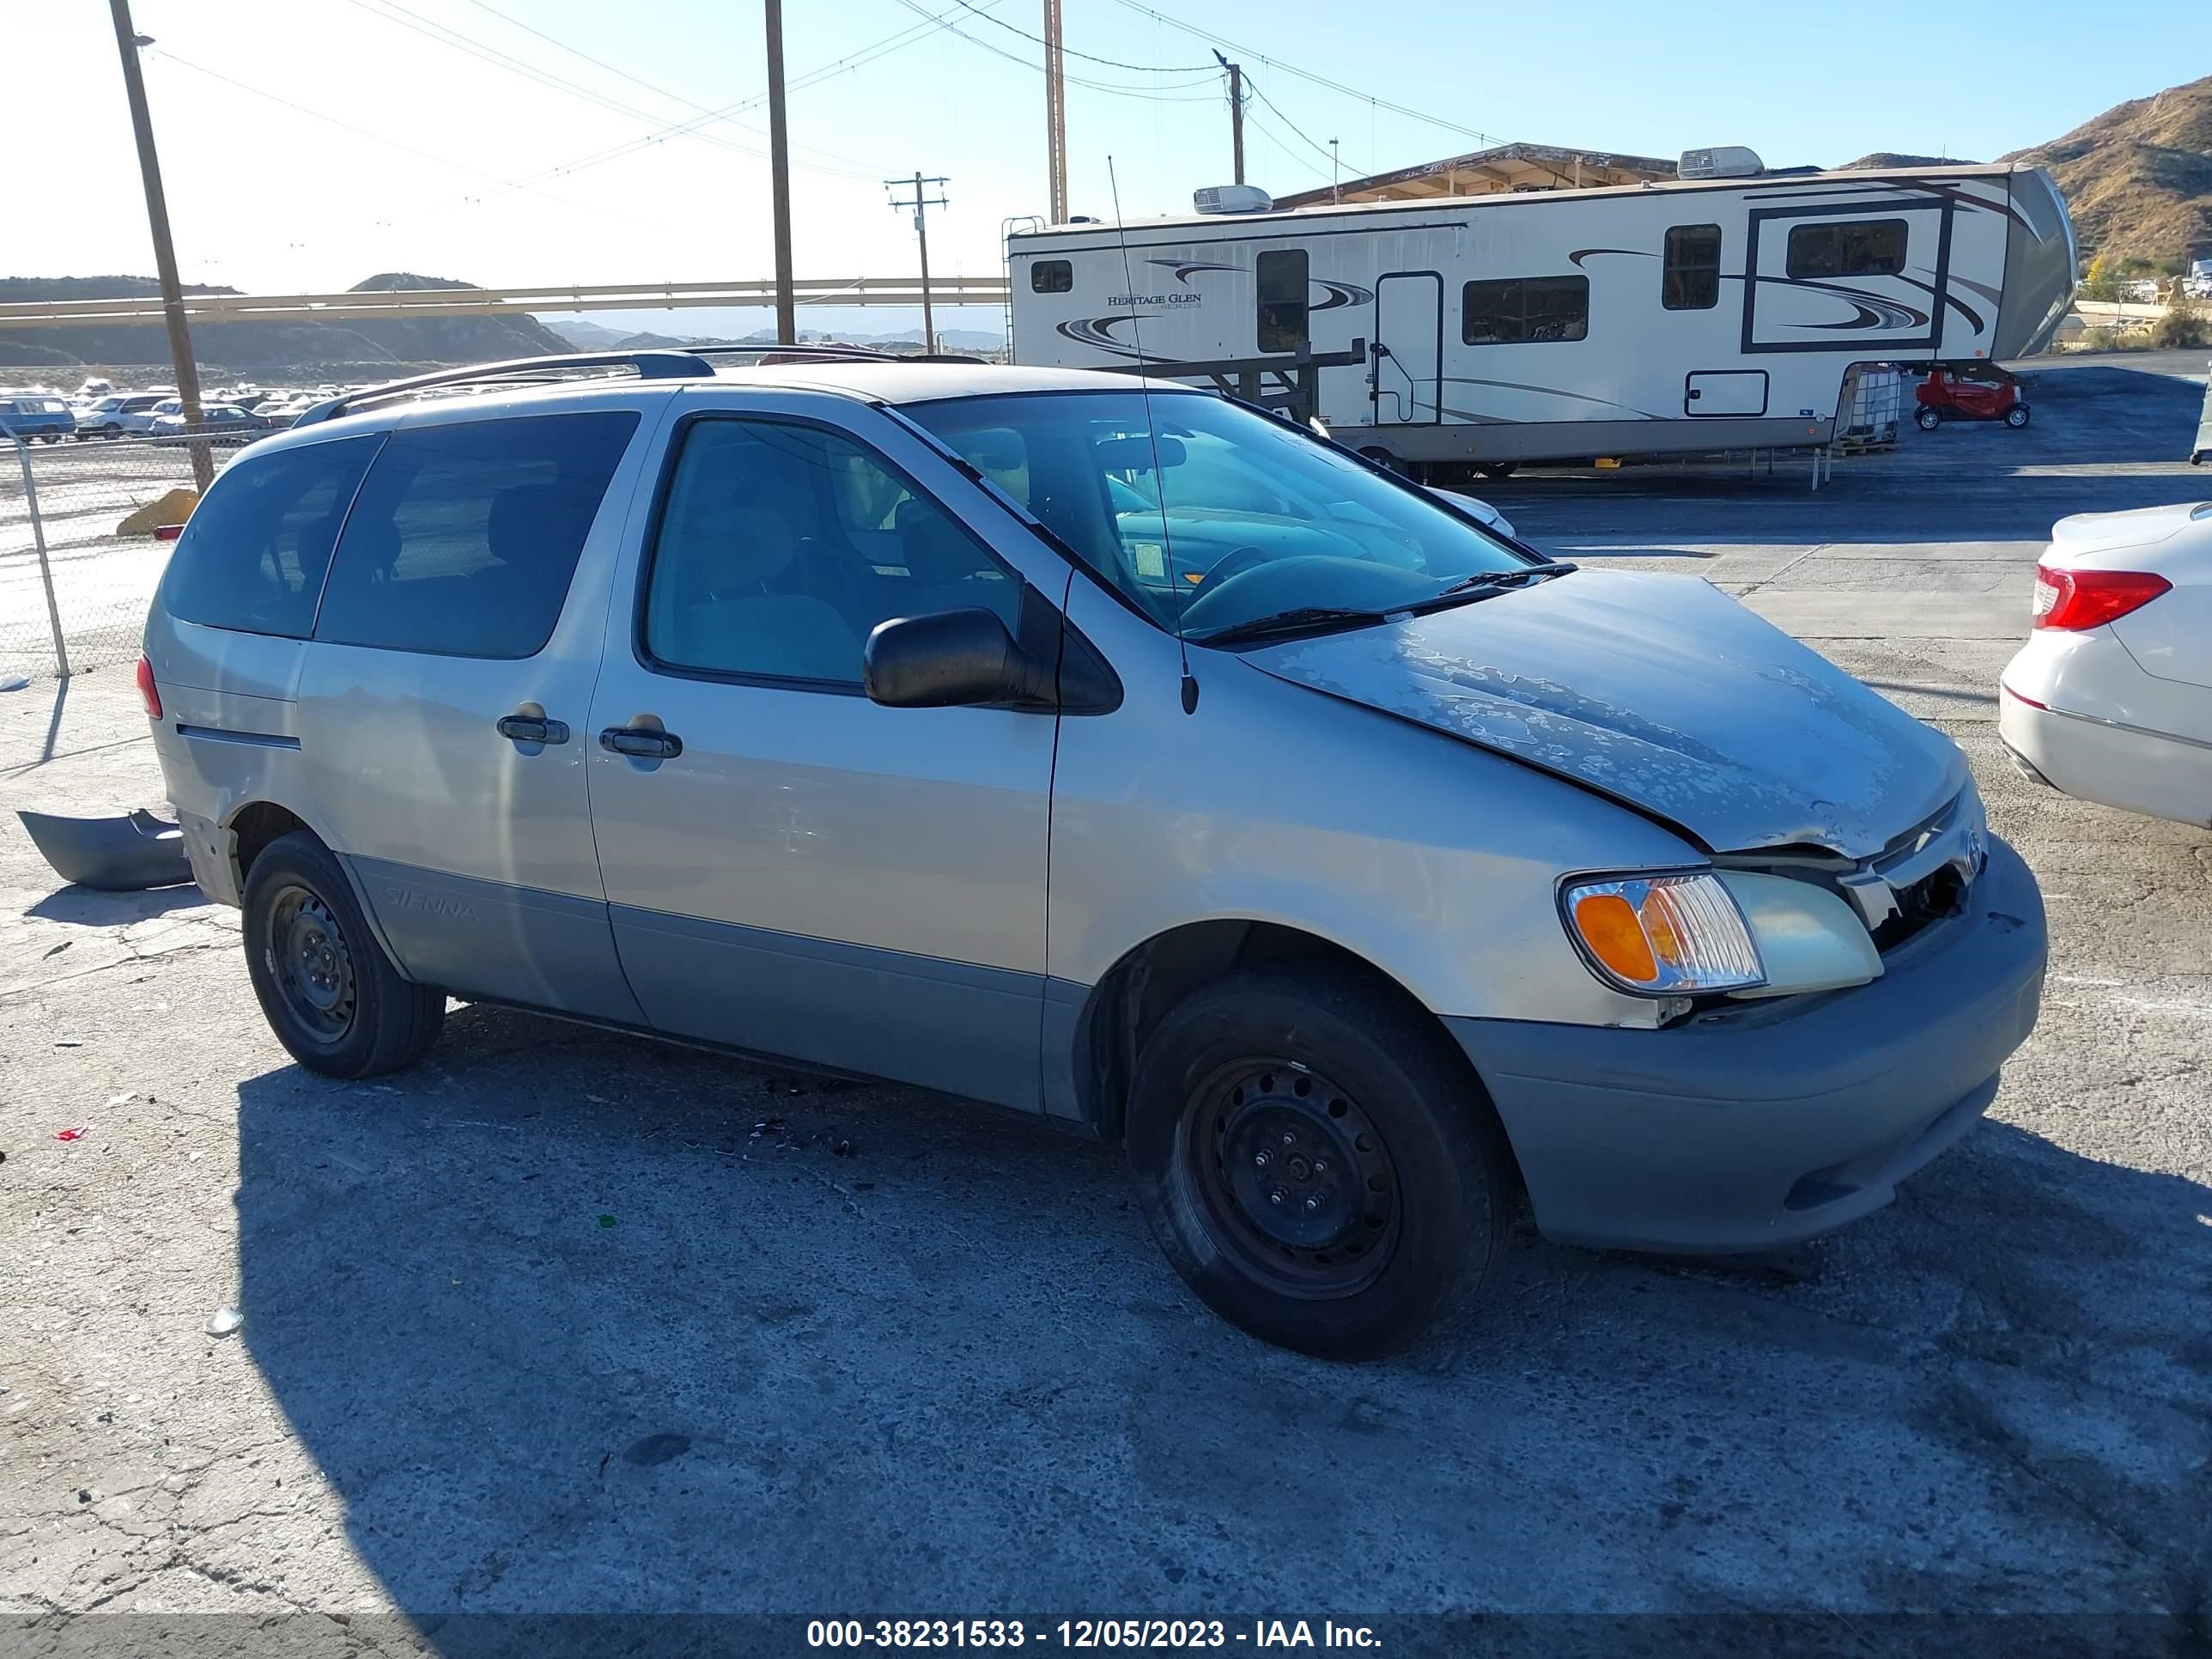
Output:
[1031,259,1073,294]
[1255,249,1308,352]
[1461,276,1589,345]
[1662,224,1723,310]
[1786,218,1908,280]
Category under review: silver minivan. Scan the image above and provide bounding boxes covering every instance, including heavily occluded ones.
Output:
[141,353,2046,1357]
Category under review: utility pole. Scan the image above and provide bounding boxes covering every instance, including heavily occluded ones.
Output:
[107,0,210,491]
[1042,0,1067,222]
[886,173,949,352]
[763,0,797,344]
[1330,138,1341,204]
[1213,52,1244,186]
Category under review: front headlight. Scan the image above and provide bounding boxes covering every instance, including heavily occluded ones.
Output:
[1560,871,1765,996]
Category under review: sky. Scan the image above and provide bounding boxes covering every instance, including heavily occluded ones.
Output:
[10,0,2199,337]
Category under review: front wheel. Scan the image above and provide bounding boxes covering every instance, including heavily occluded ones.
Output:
[2004,404,2031,428]
[1125,964,1516,1358]
[242,830,444,1078]
[1915,406,1942,430]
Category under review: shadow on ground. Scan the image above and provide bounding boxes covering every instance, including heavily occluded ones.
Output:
[228,1004,2212,1618]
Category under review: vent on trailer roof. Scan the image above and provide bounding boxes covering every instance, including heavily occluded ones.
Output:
[1194,185,1274,215]
[1678,145,1765,180]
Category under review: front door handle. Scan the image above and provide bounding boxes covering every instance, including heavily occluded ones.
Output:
[599,726,683,760]
[496,714,570,744]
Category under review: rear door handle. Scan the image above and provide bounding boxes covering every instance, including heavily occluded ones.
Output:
[599,726,683,760]
[496,714,570,744]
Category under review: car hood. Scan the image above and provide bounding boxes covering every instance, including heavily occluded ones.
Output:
[1244,568,1965,859]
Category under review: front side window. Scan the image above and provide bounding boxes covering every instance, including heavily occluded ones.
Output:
[1255,249,1309,352]
[159,434,382,638]
[643,418,1018,687]
[907,392,1538,644]
[315,410,638,659]
[1462,276,1589,345]
[1030,259,1073,294]
[1786,218,1908,280]
[1662,224,1723,310]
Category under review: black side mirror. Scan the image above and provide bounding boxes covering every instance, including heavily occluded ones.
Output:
[864,608,1055,709]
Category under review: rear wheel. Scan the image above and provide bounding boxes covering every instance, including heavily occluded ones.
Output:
[1125,964,1515,1358]
[1915,406,1942,430]
[2004,404,2031,428]
[242,830,444,1078]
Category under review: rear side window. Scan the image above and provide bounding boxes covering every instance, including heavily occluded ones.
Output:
[159,435,381,637]
[1662,224,1723,310]
[1255,249,1309,352]
[1030,259,1073,294]
[315,411,638,659]
[1787,218,1908,279]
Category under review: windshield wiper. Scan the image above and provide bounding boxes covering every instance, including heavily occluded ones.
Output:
[1415,561,1579,610]
[1193,605,1392,648]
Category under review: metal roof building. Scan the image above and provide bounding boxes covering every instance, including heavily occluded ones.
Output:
[1273,143,1676,208]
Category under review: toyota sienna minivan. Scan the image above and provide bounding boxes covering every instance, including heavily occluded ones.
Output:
[140,351,2045,1357]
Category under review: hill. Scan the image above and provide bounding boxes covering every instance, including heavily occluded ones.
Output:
[1843,152,1974,170]
[2000,75,2212,265]
[0,272,569,371]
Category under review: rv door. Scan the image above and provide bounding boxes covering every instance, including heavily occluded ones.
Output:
[1744,201,1948,356]
[1373,272,1443,425]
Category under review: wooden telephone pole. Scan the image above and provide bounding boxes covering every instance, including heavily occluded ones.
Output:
[1042,0,1067,222]
[1213,52,1244,186]
[107,0,210,491]
[885,173,949,351]
[764,0,797,343]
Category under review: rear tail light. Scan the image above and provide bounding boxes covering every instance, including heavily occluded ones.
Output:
[135,654,162,720]
[153,523,185,542]
[2032,565,2171,630]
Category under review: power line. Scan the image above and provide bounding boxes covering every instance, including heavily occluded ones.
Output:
[1102,0,1504,148]
[455,0,891,176]
[144,47,666,230]
[890,0,1223,98]
[1243,77,1359,178]
[948,0,1212,74]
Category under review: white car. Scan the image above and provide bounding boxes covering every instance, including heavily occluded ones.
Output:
[2000,501,2212,828]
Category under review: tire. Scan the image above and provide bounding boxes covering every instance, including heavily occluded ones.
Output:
[1124,963,1515,1359]
[1474,461,1518,480]
[241,830,444,1079]
[1915,406,1942,430]
[100,425,119,440]
[2005,404,2031,428]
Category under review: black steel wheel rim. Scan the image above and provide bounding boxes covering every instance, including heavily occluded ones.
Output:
[1184,1059,1401,1299]
[265,883,356,1040]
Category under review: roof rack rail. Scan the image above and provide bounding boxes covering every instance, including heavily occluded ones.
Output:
[684,343,990,365]
[290,349,714,428]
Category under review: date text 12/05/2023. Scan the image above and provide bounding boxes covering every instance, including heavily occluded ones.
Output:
[805,1620,1383,1649]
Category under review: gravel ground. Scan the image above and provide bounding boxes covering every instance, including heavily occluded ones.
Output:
[0,355,2207,1643]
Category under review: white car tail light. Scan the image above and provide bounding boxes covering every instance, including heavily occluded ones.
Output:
[2032,565,2172,631]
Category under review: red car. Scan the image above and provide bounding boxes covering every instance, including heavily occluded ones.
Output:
[1915,365,2029,430]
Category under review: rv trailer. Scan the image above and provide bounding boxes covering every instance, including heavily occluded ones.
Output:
[1006,155,2076,474]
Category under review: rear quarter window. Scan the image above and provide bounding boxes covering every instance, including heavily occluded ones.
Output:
[158,435,383,637]
[313,410,639,659]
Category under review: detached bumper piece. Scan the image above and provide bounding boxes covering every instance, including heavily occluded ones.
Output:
[17,809,196,892]
[1450,836,2046,1254]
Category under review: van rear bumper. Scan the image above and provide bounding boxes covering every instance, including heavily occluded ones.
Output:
[1447,835,2045,1254]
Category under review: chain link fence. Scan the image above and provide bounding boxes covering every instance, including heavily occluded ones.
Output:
[3,431,231,682]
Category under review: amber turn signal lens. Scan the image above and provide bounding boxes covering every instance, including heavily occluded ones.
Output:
[1571,892,1658,984]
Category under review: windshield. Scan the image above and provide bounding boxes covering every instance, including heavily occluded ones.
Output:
[905,392,1538,641]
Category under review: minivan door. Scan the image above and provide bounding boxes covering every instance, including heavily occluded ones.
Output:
[585,401,1055,1111]
[294,406,657,1022]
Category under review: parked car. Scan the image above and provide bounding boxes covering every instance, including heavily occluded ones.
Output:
[75,393,167,439]
[140,356,2046,1357]
[1915,365,2029,429]
[2001,502,2212,828]
[149,403,280,446]
[1,395,76,442]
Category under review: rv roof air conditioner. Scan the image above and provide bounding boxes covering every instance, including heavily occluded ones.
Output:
[1194,185,1274,215]
[1678,146,1765,180]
